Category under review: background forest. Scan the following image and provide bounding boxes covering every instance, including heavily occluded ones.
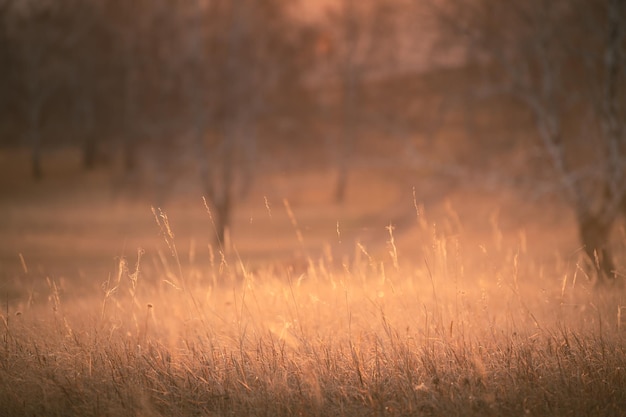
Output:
[2,0,625,284]
[1,0,626,287]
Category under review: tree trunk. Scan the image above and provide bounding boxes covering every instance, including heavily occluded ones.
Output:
[334,163,348,203]
[31,139,42,181]
[29,104,42,181]
[335,68,357,204]
[122,37,137,175]
[214,193,231,248]
[123,135,137,173]
[80,98,96,170]
[578,213,616,284]
[215,129,235,248]
[83,136,97,170]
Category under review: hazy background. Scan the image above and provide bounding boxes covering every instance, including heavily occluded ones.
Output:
[1,0,625,295]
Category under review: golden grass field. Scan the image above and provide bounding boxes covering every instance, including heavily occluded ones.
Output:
[1,148,626,416]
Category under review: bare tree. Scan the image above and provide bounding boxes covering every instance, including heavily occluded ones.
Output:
[196,0,308,246]
[65,1,107,171]
[319,0,399,203]
[0,1,19,148]
[97,0,131,174]
[5,0,112,178]
[101,0,309,246]
[9,1,66,179]
[436,0,626,284]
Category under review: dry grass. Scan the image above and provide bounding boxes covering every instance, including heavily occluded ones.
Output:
[1,148,625,416]
[2,201,626,417]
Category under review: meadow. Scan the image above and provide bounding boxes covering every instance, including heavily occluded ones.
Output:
[1,149,626,417]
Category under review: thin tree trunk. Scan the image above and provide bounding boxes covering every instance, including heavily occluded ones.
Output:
[208,0,241,248]
[29,104,42,181]
[334,0,358,204]
[580,0,626,286]
[81,99,97,170]
[122,36,137,175]
[214,191,231,248]
[216,122,235,248]
[31,135,42,181]
[335,63,357,204]
[83,138,96,170]
[123,137,136,173]
[204,160,233,249]
[578,213,616,284]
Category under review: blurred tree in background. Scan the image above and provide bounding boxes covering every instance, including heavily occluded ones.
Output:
[3,0,108,178]
[316,0,400,203]
[194,0,315,245]
[436,0,626,284]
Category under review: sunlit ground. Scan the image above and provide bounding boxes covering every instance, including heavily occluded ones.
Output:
[1,148,626,416]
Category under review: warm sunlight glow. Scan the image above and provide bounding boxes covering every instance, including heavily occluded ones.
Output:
[2,0,626,415]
